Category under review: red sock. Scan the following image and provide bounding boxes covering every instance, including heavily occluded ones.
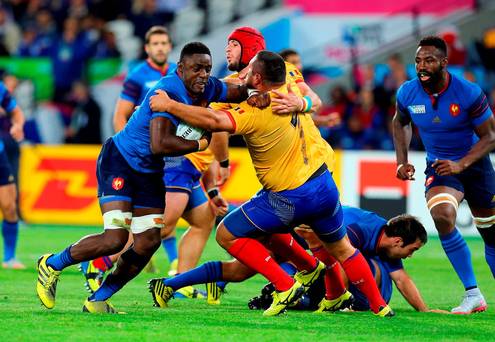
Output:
[311,246,346,299]
[267,233,317,271]
[342,250,386,313]
[228,238,294,292]
[92,256,113,272]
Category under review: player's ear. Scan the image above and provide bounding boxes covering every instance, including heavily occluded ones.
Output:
[177,62,184,76]
[393,237,403,247]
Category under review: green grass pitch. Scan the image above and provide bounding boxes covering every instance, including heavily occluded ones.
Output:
[1,224,494,341]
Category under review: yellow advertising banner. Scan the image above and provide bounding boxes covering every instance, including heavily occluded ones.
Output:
[19,145,342,226]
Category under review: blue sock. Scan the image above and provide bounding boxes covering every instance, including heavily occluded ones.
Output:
[46,246,75,271]
[162,237,178,263]
[440,228,477,289]
[2,220,18,262]
[484,244,495,278]
[280,262,297,276]
[164,261,223,291]
[89,274,125,301]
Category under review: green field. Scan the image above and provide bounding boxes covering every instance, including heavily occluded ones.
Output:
[1,225,494,341]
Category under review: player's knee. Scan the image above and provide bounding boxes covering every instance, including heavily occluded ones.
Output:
[215,223,232,249]
[430,207,456,233]
[474,216,495,246]
[1,201,17,221]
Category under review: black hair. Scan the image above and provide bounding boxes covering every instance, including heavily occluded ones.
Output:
[253,50,286,84]
[385,215,427,246]
[179,42,211,62]
[279,48,299,61]
[418,36,447,57]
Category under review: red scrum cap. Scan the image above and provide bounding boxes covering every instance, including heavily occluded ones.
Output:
[228,26,266,66]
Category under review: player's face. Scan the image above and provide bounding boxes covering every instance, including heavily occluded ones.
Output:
[243,57,262,90]
[415,46,447,86]
[145,33,172,66]
[178,54,212,95]
[286,54,302,72]
[225,39,242,72]
[386,238,423,259]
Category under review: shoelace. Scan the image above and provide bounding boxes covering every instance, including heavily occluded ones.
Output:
[44,272,60,290]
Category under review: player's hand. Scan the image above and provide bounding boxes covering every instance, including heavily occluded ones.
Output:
[272,84,303,114]
[209,193,229,216]
[217,165,230,186]
[247,91,271,109]
[396,163,415,180]
[432,159,464,176]
[427,309,451,314]
[150,89,171,112]
[10,123,24,141]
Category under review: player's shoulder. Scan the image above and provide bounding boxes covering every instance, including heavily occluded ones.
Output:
[127,61,149,78]
[450,73,481,95]
[396,78,420,104]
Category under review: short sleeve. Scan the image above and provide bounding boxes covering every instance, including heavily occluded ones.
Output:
[222,103,257,135]
[383,258,403,273]
[120,73,142,104]
[285,62,304,84]
[0,84,16,113]
[207,77,228,103]
[467,86,492,127]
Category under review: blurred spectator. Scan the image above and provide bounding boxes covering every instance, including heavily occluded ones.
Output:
[67,0,90,20]
[131,0,168,39]
[314,85,353,146]
[0,7,21,55]
[34,9,57,53]
[279,48,302,71]
[463,69,477,83]
[438,26,466,66]
[383,53,409,94]
[65,81,101,144]
[490,86,495,111]
[93,29,121,58]
[472,27,495,89]
[51,17,93,104]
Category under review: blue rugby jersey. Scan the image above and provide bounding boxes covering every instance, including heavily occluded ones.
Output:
[344,206,403,273]
[112,71,227,173]
[120,60,176,105]
[396,73,492,162]
[0,82,17,152]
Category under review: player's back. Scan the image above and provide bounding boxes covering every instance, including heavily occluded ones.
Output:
[230,83,334,191]
[343,206,387,253]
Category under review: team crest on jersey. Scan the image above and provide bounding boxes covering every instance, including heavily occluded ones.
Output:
[425,176,434,187]
[450,103,460,117]
[408,105,426,114]
[112,177,124,190]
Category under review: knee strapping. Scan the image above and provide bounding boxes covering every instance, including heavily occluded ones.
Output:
[427,193,459,212]
[473,215,495,228]
[103,210,132,230]
[130,214,164,234]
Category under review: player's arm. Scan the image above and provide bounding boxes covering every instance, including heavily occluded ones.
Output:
[201,163,229,216]
[271,82,322,115]
[149,117,209,156]
[390,269,428,312]
[150,89,235,133]
[113,98,136,133]
[8,106,25,141]
[392,104,415,180]
[209,132,231,185]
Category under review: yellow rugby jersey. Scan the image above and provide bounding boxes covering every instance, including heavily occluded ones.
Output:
[185,148,214,173]
[222,83,335,191]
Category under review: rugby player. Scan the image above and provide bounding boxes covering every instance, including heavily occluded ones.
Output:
[0,81,25,269]
[36,42,256,313]
[148,51,393,317]
[393,36,495,314]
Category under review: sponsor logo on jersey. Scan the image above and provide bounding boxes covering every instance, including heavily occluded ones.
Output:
[408,105,426,114]
[450,103,460,117]
[432,116,441,123]
[112,177,124,191]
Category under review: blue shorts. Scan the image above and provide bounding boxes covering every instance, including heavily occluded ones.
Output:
[223,165,345,243]
[350,257,393,311]
[0,148,14,186]
[424,155,495,209]
[164,156,207,211]
[97,138,165,209]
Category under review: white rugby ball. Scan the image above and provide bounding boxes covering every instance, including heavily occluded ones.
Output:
[176,121,205,140]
